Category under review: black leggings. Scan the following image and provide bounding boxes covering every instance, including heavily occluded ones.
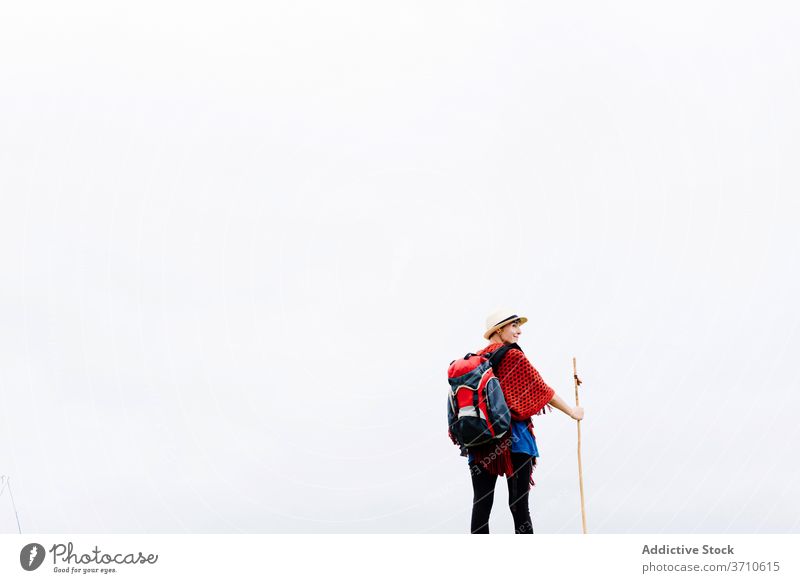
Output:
[470,453,534,534]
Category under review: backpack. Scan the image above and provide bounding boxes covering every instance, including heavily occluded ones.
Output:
[447,345,514,448]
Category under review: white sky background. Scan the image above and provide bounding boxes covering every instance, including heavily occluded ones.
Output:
[1,1,799,533]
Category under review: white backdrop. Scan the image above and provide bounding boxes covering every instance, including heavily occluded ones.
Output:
[1,1,799,533]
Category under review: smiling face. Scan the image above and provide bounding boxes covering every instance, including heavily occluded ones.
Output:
[494,319,522,344]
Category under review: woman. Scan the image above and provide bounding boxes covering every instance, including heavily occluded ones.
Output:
[466,308,584,534]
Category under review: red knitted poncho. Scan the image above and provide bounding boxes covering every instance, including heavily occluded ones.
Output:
[468,343,555,479]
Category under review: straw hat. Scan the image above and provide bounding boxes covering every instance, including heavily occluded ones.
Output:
[483,309,528,340]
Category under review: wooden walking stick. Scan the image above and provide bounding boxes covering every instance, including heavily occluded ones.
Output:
[573,357,587,534]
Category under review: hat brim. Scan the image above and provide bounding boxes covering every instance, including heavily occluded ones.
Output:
[483,315,528,340]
